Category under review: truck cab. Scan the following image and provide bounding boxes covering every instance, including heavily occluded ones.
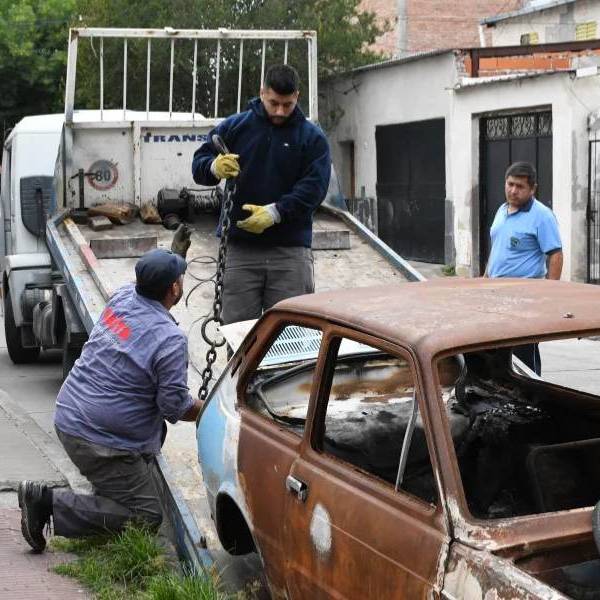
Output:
[1,115,64,363]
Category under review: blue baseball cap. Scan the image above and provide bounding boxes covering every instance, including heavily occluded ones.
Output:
[135,249,187,289]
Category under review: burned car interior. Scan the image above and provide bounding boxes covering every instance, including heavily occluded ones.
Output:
[245,326,600,520]
[441,344,600,520]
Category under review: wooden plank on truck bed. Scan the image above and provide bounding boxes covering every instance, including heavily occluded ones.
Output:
[90,235,157,258]
[312,229,351,250]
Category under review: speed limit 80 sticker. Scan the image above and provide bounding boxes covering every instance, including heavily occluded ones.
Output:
[87,160,119,191]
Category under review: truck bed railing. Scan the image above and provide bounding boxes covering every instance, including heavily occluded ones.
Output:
[65,28,318,124]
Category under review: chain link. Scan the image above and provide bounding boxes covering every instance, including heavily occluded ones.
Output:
[198,178,236,401]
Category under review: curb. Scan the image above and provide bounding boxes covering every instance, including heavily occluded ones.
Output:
[0,390,90,493]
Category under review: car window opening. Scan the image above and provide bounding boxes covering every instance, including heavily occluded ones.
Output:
[440,341,600,520]
[320,346,438,506]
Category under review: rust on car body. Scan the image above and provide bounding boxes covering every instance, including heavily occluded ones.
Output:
[197,278,600,598]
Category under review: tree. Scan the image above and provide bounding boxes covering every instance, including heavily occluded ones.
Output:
[73,0,388,117]
[0,0,76,132]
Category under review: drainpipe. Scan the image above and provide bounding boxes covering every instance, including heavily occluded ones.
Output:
[479,23,487,47]
[397,0,408,56]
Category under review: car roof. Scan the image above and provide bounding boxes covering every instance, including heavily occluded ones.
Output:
[275,278,600,354]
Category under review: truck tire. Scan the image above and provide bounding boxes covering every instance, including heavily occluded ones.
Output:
[62,337,82,381]
[4,289,40,364]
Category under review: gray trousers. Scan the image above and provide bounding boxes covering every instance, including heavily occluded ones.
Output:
[52,427,162,538]
[222,242,314,325]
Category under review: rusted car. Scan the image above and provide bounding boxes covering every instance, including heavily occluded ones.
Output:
[196,278,600,599]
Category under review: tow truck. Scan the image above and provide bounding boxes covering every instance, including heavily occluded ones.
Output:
[0,27,420,578]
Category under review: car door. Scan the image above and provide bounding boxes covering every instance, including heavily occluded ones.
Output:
[237,314,325,596]
[283,327,450,599]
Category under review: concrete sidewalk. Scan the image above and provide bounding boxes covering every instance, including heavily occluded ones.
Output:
[0,316,92,598]
[0,507,89,599]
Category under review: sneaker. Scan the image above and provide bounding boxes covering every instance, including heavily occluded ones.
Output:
[18,480,51,553]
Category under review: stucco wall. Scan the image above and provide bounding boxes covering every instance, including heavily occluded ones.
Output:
[322,56,600,281]
[322,52,456,200]
[450,72,600,281]
[490,0,600,46]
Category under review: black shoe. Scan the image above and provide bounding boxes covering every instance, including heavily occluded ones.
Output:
[18,480,52,553]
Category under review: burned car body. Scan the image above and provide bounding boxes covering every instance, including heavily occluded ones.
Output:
[196,278,600,599]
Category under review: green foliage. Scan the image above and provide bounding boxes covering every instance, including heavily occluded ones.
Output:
[146,567,230,600]
[51,523,227,599]
[1,0,387,130]
[73,0,388,116]
[442,264,456,276]
[0,0,76,129]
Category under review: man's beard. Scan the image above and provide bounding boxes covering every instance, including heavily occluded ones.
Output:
[269,115,288,126]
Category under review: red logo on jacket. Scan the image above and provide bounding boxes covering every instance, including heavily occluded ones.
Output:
[102,307,131,341]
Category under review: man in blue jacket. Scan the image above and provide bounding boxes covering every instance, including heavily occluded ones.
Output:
[192,64,331,324]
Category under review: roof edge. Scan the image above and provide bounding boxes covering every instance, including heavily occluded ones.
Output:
[322,49,454,81]
[482,0,575,26]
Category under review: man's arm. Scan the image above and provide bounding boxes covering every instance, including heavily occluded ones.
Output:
[154,338,196,424]
[537,209,563,280]
[180,398,204,422]
[274,131,331,222]
[547,250,563,280]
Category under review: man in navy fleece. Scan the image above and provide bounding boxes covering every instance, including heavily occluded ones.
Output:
[192,64,331,324]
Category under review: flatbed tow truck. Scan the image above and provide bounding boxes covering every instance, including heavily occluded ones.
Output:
[1,27,422,585]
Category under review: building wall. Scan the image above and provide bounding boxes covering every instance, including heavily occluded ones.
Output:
[450,73,600,281]
[359,0,401,56]
[321,52,456,198]
[489,0,600,46]
[360,0,523,56]
[322,57,600,280]
[406,0,522,52]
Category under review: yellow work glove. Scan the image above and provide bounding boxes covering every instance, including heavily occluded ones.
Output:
[211,153,240,179]
[236,204,279,234]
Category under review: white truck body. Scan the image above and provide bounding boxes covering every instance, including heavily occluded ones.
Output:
[0,27,324,364]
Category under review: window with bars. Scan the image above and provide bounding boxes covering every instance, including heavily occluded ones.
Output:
[484,112,552,141]
[576,21,597,41]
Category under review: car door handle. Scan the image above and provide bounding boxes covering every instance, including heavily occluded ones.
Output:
[286,475,308,502]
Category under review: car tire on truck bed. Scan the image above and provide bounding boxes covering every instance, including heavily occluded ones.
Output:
[4,289,40,364]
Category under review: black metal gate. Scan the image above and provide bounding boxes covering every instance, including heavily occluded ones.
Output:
[375,119,446,263]
[479,111,553,272]
[588,139,600,283]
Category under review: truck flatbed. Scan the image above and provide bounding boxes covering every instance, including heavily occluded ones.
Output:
[48,204,414,587]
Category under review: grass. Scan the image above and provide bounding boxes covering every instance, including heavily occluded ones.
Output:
[50,523,230,600]
[441,264,456,276]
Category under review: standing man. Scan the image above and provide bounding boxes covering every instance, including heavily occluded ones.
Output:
[486,161,563,374]
[19,249,203,552]
[192,64,331,324]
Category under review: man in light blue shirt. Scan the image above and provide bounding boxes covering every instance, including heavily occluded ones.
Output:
[18,249,203,552]
[486,161,563,374]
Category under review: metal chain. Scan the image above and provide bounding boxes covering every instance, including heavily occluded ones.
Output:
[198,178,236,401]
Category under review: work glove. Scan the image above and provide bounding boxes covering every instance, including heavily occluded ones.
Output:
[171,223,192,259]
[211,153,240,179]
[236,204,280,234]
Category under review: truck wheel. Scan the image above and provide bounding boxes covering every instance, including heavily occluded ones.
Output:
[62,337,81,381]
[4,289,40,364]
